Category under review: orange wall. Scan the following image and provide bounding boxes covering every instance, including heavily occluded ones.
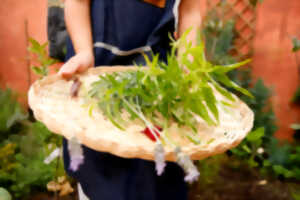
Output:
[252,0,300,139]
[0,0,48,100]
[0,0,299,139]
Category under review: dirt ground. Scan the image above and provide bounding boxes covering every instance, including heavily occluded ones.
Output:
[27,154,300,200]
[189,163,297,200]
[29,166,299,200]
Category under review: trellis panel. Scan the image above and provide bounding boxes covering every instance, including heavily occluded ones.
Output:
[206,0,257,59]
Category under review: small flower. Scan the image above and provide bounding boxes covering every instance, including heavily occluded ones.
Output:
[174,147,200,183]
[154,142,166,176]
[68,137,84,171]
[257,147,264,154]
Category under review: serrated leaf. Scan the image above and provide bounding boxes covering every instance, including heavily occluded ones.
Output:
[211,81,235,101]
[202,86,219,122]
[105,103,125,130]
[214,73,254,98]
[194,101,216,126]
[213,59,251,74]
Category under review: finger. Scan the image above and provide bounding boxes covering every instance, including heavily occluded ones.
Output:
[59,61,79,79]
[77,64,89,74]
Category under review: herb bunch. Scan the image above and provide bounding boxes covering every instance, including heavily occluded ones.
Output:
[87,31,252,181]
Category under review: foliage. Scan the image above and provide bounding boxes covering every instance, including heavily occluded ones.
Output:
[202,1,300,182]
[291,37,300,104]
[203,5,278,138]
[230,127,265,168]
[87,30,252,181]
[291,87,300,104]
[292,189,300,200]
[89,31,252,139]
[28,38,57,77]
[203,10,237,65]
[196,155,224,185]
[292,37,300,52]
[241,79,277,138]
[249,0,264,7]
[0,88,27,134]
[0,88,63,198]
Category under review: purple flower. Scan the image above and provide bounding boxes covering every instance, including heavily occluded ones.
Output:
[68,137,84,171]
[184,167,200,183]
[154,142,166,176]
[174,147,200,183]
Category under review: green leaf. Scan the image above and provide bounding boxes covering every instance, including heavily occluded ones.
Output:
[194,101,216,126]
[292,37,300,52]
[202,86,219,122]
[0,88,28,132]
[213,59,251,74]
[273,165,294,178]
[211,80,235,101]
[28,38,57,77]
[247,127,265,142]
[87,29,254,148]
[250,0,264,7]
[105,104,125,130]
[31,66,43,76]
[186,134,201,145]
[214,73,254,98]
[28,38,41,52]
[242,144,251,153]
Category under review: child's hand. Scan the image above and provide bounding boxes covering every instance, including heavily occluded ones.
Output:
[58,50,94,79]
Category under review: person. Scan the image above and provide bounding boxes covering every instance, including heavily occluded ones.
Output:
[58,0,202,199]
[47,3,67,61]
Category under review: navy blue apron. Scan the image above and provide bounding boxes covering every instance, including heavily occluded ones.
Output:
[63,0,187,199]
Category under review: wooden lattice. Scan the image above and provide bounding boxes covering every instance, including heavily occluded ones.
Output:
[206,0,257,59]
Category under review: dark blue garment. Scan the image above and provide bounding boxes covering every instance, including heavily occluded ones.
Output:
[63,0,187,199]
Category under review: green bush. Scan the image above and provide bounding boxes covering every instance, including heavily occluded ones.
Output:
[0,88,63,198]
[202,3,300,181]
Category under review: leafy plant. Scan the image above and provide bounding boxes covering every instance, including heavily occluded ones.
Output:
[292,37,300,52]
[291,87,300,104]
[90,31,252,134]
[230,127,265,167]
[0,88,27,134]
[201,0,300,182]
[85,30,252,182]
[28,38,57,77]
[203,9,237,65]
[0,87,63,198]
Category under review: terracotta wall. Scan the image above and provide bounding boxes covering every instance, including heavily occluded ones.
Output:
[0,0,299,139]
[252,0,300,139]
[0,0,48,100]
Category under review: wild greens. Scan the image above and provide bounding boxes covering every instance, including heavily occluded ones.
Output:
[87,31,252,181]
[89,31,252,142]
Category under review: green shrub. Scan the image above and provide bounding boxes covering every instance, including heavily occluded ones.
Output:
[202,2,300,181]
[0,88,63,198]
